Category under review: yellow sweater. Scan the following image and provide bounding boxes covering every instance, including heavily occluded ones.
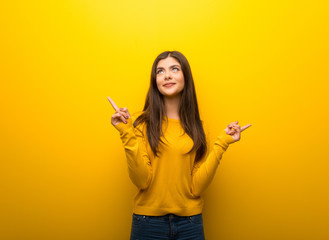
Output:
[114,111,235,216]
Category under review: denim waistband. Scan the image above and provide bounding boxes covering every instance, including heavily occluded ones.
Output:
[133,213,202,220]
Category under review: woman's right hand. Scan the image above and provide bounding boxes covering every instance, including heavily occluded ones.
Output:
[111,107,131,126]
[107,96,131,127]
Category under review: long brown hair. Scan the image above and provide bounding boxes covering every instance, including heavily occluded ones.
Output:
[133,50,207,163]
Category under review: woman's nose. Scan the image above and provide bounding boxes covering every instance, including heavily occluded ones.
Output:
[165,71,172,79]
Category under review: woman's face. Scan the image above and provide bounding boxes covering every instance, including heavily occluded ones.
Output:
[156,57,185,98]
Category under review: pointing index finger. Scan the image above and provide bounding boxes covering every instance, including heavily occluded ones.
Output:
[241,124,252,132]
[107,96,119,111]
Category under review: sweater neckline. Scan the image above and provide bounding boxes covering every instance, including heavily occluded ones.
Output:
[163,117,180,123]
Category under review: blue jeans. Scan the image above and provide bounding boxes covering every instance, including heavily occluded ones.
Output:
[130,213,205,240]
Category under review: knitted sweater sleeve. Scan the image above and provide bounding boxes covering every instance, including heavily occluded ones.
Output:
[191,124,235,197]
[113,112,152,190]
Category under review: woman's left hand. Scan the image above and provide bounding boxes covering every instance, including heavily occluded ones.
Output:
[224,121,252,142]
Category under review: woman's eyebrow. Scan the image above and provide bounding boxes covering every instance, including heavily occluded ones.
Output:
[156,65,181,70]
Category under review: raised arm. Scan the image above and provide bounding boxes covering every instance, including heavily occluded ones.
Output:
[191,130,234,197]
[114,115,152,190]
[191,121,252,197]
[107,97,152,190]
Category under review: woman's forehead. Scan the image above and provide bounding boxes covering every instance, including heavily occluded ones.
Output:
[157,57,181,68]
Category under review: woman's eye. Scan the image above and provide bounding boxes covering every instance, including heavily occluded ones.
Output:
[157,68,179,74]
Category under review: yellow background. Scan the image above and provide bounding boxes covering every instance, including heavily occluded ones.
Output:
[1,0,328,239]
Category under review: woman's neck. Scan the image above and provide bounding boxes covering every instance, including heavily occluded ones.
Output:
[164,95,181,119]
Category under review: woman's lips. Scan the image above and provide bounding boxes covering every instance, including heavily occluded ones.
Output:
[164,83,175,87]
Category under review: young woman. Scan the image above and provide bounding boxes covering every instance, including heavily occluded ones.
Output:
[108,51,251,239]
